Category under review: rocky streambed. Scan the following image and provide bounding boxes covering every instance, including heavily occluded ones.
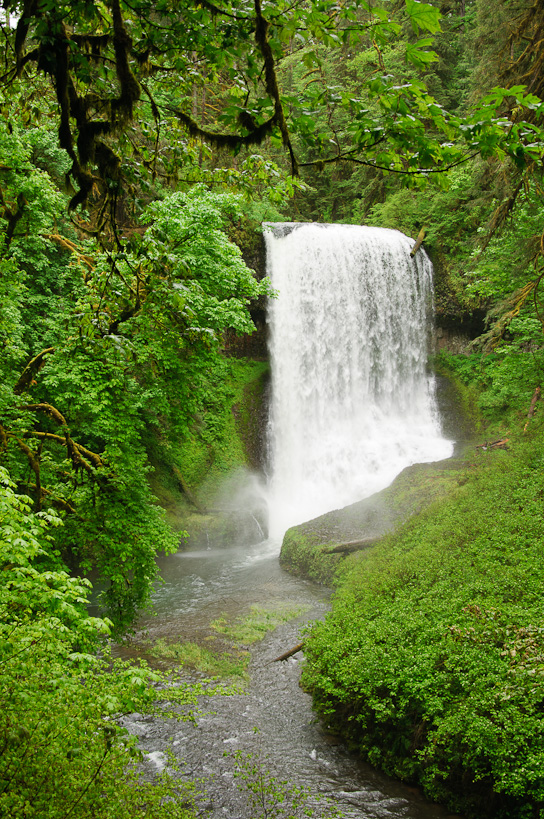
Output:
[114,538,460,819]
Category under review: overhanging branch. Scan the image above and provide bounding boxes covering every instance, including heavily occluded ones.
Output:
[253,0,298,175]
[13,348,55,395]
[18,403,104,474]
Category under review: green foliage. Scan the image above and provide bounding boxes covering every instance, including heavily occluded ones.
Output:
[2,2,544,814]
[439,345,544,427]
[0,0,463,213]
[0,467,198,819]
[5,0,543,219]
[139,186,272,337]
[0,122,271,625]
[302,434,544,818]
[0,466,105,645]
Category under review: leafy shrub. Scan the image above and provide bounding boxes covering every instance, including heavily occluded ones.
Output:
[301,436,544,818]
[438,344,544,429]
[0,467,197,819]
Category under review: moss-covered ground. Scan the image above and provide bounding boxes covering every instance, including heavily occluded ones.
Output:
[129,602,307,683]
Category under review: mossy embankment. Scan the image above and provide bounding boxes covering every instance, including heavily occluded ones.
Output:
[293,361,544,819]
[148,357,269,547]
[280,453,479,585]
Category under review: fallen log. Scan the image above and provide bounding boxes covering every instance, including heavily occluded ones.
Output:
[269,642,304,663]
[324,537,378,554]
[410,228,426,257]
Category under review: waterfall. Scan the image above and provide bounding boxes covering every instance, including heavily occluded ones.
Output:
[264,222,453,540]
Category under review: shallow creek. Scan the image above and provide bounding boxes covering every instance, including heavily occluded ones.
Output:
[114,538,459,819]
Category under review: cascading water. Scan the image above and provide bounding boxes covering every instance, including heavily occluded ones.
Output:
[265,222,453,539]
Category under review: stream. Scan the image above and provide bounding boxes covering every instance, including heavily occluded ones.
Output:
[113,224,459,817]
[114,537,459,819]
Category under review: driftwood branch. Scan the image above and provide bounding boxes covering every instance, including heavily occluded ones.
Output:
[269,642,304,663]
[410,228,426,257]
[524,386,541,432]
[476,438,509,451]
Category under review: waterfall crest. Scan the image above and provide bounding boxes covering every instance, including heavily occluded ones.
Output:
[265,222,453,539]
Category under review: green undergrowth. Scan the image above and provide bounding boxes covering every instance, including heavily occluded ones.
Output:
[436,347,544,437]
[301,422,544,819]
[143,638,250,680]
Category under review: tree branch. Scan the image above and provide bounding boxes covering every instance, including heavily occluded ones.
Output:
[18,403,104,473]
[42,234,94,272]
[13,348,55,395]
[253,0,298,175]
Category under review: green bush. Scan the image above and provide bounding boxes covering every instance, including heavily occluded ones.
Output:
[301,434,544,818]
[0,467,197,819]
[438,345,544,429]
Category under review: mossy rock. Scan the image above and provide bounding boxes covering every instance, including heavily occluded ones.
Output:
[280,454,480,586]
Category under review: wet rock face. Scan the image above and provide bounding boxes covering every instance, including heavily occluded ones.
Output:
[231,367,270,473]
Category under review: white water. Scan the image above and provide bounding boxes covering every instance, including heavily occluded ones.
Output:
[265,222,453,539]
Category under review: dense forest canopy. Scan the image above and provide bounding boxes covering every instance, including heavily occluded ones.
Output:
[1,1,544,817]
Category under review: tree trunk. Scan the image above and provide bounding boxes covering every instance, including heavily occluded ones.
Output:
[410,228,426,257]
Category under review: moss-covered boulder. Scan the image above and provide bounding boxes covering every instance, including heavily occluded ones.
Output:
[280,454,480,585]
